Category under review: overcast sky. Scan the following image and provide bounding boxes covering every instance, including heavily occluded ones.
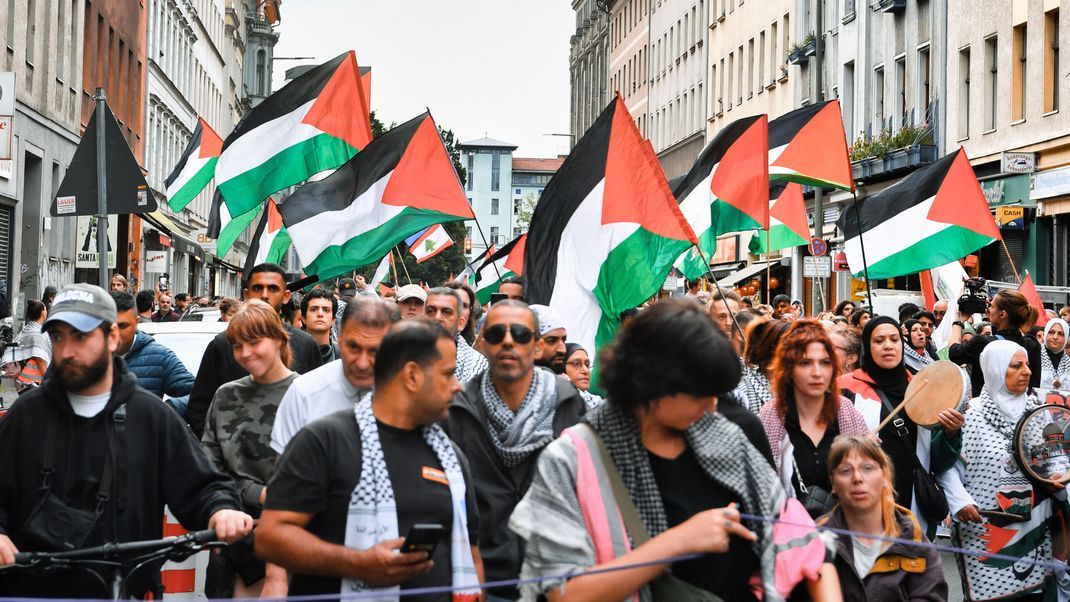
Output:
[272,2,575,158]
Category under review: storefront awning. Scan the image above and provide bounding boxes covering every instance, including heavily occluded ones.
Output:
[140,211,205,261]
[717,261,780,287]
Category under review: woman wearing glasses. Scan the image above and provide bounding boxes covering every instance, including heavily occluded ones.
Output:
[563,343,603,409]
[818,435,947,600]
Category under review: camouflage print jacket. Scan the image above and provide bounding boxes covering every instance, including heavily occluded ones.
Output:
[201,373,298,515]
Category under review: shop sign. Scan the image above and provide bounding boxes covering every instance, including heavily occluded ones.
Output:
[995,205,1026,230]
[981,174,1031,207]
[1001,152,1037,174]
[711,234,739,264]
[833,250,851,272]
[1031,165,1070,200]
[145,250,168,273]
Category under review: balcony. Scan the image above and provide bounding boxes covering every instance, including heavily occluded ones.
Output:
[850,126,938,183]
[787,34,817,65]
[876,0,906,13]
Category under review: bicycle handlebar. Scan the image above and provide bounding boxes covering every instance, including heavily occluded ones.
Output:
[12,529,217,565]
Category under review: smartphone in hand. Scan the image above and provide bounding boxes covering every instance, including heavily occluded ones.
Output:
[400,524,445,556]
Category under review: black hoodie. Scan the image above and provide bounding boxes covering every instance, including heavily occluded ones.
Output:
[0,357,240,596]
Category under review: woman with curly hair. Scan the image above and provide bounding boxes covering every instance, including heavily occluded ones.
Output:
[759,320,869,518]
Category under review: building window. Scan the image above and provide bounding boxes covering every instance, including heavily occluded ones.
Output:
[874,65,885,130]
[26,0,36,63]
[491,151,501,191]
[747,38,755,97]
[491,198,499,215]
[918,46,931,117]
[1012,24,1026,121]
[736,44,744,104]
[895,56,906,127]
[464,153,472,192]
[959,47,971,138]
[490,227,500,245]
[770,21,779,79]
[726,52,734,110]
[515,187,521,194]
[256,49,266,95]
[984,35,998,131]
[843,61,855,138]
[759,31,766,88]
[1045,9,1060,113]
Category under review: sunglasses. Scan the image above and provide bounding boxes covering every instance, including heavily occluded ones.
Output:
[483,323,535,345]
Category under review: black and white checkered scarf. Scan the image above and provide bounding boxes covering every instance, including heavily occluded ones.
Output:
[480,368,558,468]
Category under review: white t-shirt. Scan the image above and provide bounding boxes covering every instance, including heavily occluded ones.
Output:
[270,359,370,453]
[68,391,111,418]
[851,536,885,578]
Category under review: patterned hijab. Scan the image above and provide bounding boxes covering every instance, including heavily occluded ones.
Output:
[1043,319,1068,366]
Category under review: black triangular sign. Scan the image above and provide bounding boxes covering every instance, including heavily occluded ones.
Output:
[50,101,157,217]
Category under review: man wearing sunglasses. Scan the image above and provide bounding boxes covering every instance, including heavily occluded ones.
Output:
[445,300,586,601]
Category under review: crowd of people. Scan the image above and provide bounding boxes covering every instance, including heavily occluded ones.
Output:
[0,266,1069,601]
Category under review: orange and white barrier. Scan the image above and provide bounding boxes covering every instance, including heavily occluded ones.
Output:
[161,508,209,599]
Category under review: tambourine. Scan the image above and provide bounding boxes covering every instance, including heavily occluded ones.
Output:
[1013,404,1070,486]
[903,360,971,428]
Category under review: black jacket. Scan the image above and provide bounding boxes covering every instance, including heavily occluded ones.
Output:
[187,323,324,437]
[445,369,586,598]
[0,357,241,596]
[949,328,1042,397]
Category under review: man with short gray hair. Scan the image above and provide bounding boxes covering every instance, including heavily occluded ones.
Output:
[271,297,401,452]
[425,287,487,384]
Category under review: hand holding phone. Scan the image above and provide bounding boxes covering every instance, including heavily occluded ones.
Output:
[400,523,444,556]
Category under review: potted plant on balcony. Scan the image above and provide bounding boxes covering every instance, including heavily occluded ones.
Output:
[787,34,817,65]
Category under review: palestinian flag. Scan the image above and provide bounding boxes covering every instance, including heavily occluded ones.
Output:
[837,148,1000,279]
[1020,272,1049,327]
[406,224,453,263]
[215,51,372,220]
[371,252,393,292]
[474,234,526,305]
[207,189,259,256]
[458,245,493,286]
[769,99,854,190]
[525,96,697,359]
[672,114,768,279]
[165,118,223,212]
[278,112,474,281]
[248,198,291,267]
[749,183,810,254]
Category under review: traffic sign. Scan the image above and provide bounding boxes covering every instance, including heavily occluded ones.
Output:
[808,237,828,257]
[804,256,832,278]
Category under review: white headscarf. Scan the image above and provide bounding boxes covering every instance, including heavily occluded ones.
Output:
[1043,318,1068,350]
[980,339,1029,423]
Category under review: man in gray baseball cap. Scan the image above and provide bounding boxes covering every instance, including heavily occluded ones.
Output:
[0,283,252,596]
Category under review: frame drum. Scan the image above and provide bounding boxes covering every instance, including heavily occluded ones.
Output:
[1014,404,1070,486]
[904,360,970,428]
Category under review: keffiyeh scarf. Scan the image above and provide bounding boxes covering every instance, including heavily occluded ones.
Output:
[579,389,604,410]
[343,396,479,600]
[454,335,488,385]
[585,403,787,599]
[903,345,934,373]
[1040,347,1070,390]
[480,368,558,467]
[739,364,772,413]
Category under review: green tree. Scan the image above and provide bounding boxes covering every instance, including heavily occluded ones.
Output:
[514,192,539,233]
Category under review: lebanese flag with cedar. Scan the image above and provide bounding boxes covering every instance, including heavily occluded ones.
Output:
[525,96,697,359]
[215,51,373,220]
[673,114,769,279]
[278,112,474,281]
[838,148,1000,279]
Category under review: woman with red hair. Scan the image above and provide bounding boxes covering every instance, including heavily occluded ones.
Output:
[759,320,869,518]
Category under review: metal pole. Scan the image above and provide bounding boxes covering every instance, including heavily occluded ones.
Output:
[811,0,825,315]
[94,89,109,290]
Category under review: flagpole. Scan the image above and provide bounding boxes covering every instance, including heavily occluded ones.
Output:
[693,244,747,344]
[851,190,875,311]
[394,244,413,284]
[470,218,502,280]
[765,229,772,306]
[389,249,399,286]
[999,238,1022,284]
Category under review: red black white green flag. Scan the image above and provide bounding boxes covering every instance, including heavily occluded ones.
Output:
[768,99,854,190]
[837,147,999,279]
[673,114,769,279]
[749,182,810,254]
[525,96,697,357]
[474,234,526,305]
[164,118,223,212]
[215,51,373,222]
[278,112,474,281]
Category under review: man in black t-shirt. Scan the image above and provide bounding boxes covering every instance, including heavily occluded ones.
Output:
[257,319,483,600]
